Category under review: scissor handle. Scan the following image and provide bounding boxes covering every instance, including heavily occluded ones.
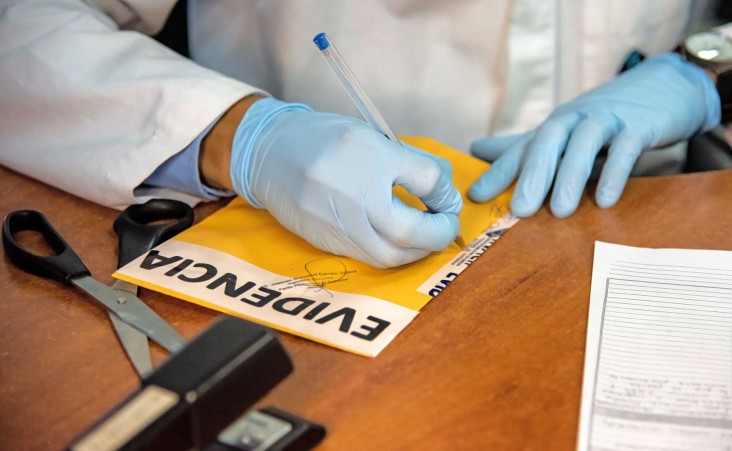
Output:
[2,210,91,285]
[113,199,194,268]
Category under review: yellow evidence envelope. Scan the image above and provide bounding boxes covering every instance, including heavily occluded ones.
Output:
[114,137,517,357]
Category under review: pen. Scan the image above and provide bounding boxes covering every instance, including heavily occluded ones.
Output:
[312,32,466,250]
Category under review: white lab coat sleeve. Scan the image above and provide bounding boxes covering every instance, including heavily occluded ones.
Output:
[92,0,177,35]
[0,0,266,209]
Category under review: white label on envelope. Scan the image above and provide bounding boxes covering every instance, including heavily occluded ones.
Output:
[116,240,419,357]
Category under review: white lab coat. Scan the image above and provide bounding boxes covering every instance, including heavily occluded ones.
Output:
[0,0,708,208]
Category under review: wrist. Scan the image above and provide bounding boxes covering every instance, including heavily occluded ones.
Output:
[659,53,722,131]
[229,98,313,208]
[702,67,718,84]
[199,95,263,191]
[679,28,732,125]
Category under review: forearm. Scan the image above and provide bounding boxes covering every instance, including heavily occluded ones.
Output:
[0,0,262,208]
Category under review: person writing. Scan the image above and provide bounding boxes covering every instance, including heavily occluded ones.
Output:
[0,0,724,268]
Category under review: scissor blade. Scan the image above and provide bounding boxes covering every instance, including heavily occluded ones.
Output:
[108,312,153,377]
[112,278,139,296]
[72,276,186,354]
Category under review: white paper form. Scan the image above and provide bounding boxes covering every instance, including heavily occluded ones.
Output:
[577,242,732,451]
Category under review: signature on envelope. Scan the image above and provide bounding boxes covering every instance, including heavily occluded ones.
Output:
[271,258,357,297]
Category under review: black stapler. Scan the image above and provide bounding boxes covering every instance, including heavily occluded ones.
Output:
[68,317,325,451]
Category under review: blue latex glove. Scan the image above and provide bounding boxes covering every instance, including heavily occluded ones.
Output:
[469,53,721,218]
[230,98,463,268]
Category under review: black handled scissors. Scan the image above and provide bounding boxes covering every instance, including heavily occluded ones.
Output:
[2,199,194,377]
[109,199,194,375]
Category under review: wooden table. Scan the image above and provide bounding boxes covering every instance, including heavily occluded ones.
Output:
[1,165,731,451]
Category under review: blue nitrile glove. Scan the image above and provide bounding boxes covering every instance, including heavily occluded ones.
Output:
[230,98,463,268]
[469,53,721,218]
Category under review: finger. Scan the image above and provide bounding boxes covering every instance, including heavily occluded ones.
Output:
[402,143,453,179]
[353,233,434,269]
[550,115,620,218]
[511,113,582,217]
[367,195,460,251]
[470,132,532,162]
[595,131,650,208]
[393,151,463,215]
[304,199,434,269]
[363,153,462,251]
[467,144,526,203]
[364,245,432,269]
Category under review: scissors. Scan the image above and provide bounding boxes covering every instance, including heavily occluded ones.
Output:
[2,199,194,377]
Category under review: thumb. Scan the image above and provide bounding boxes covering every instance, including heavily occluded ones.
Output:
[394,150,463,215]
[470,132,533,162]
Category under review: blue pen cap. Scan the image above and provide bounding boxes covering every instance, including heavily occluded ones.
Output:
[313,32,330,50]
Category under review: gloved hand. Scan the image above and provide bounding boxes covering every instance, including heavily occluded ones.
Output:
[469,53,721,218]
[230,98,463,268]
